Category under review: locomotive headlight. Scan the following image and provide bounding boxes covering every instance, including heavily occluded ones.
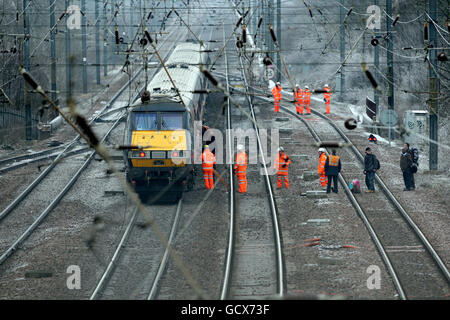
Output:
[129,151,150,158]
[170,150,184,158]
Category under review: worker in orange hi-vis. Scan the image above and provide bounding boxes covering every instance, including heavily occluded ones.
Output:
[200,145,216,189]
[303,86,311,115]
[324,84,331,115]
[274,147,292,188]
[317,147,328,188]
[294,84,304,115]
[234,144,248,193]
[272,82,282,112]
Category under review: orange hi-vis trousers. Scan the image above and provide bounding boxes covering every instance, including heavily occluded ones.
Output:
[319,173,328,187]
[274,99,281,112]
[277,174,289,188]
[304,101,311,114]
[236,171,247,193]
[202,169,214,189]
[295,100,303,114]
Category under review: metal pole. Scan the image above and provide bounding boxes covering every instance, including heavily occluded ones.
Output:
[81,0,88,93]
[50,0,57,104]
[374,0,380,115]
[339,0,345,102]
[95,0,101,85]
[386,0,395,141]
[253,0,257,35]
[65,0,72,100]
[130,0,134,46]
[264,0,268,54]
[276,0,281,82]
[103,0,108,76]
[429,0,439,170]
[111,0,115,62]
[23,0,32,140]
[269,0,274,64]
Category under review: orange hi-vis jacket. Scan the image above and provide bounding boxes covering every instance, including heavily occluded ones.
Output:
[328,155,340,166]
[318,152,328,187]
[234,151,248,172]
[295,88,303,104]
[234,151,248,193]
[201,149,216,169]
[304,89,311,103]
[274,152,291,176]
[324,87,331,104]
[272,85,282,100]
[201,149,216,190]
[318,152,328,175]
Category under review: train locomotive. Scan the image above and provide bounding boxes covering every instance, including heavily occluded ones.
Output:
[123,41,209,201]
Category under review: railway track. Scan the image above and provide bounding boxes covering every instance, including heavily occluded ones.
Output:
[0,23,187,269]
[90,25,222,300]
[90,199,183,300]
[0,146,90,175]
[220,21,236,300]
[287,104,450,299]
[217,19,285,299]
[237,83,449,299]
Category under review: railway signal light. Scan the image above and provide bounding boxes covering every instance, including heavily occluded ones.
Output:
[368,134,378,144]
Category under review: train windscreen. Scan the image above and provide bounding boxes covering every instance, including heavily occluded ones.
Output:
[134,112,158,130]
[161,113,184,130]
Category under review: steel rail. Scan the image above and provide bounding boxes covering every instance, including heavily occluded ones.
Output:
[0,147,90,175]
[147,198,183,300]
[0,144,71,166]
[0,114,125,266]
[235,41,285,298]
[220,20,236,300]
[89,207,138,300]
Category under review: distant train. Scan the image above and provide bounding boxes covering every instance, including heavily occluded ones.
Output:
[123,41,209,201]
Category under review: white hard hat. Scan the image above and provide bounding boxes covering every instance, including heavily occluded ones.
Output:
[278,146,284,152]
[318,147,326,153]
[276,82,281,85]
[295,84,299,87]
[305,85,309,89]
[325,84,329,87]
[237,144,244,151]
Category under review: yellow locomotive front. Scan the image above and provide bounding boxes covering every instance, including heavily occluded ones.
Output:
[125,103,194,200]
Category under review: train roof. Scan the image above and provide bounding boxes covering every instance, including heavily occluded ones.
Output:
[131,41,208,109]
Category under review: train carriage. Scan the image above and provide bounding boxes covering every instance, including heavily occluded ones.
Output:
[123,41,209,201]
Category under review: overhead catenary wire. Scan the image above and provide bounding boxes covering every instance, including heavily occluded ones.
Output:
[321,6,353,54]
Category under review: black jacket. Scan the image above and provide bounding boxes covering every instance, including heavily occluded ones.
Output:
[324,156,341,176]
[364,153,378,172]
